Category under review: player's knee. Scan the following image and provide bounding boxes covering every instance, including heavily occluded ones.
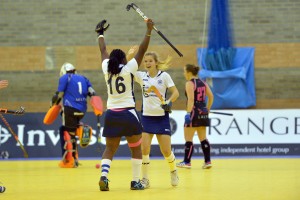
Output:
[130,149,142,159]
[141,146,151,155]
[128,138,142,148]
[161,149,171,158]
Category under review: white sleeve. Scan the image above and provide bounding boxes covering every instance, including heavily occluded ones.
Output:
[102,59,109,74]
[124,58,138,73]
[134,71,144,85]
[164,72,175,88]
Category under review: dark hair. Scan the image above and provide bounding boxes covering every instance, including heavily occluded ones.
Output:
[108,49,126,75]
[185,64,200,75]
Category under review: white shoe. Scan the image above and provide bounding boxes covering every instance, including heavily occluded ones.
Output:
[140,178,150,189]
[176,161,191,169]
[202,162,212,169]
[170,170,179,186]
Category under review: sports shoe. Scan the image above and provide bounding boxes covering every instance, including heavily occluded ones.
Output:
[170,170,179,186]
[140,178,150,189]
[202,162,212,169]
[99,176,109,191]
[58,158,75,168]
[130,180,144,190]
[176,161,191,169]
[74,159,79,168]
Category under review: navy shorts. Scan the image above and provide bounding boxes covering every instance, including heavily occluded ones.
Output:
[141,114,171,135]
[102,108,142,137]
[185,108,210,127]
[63,106,84,132]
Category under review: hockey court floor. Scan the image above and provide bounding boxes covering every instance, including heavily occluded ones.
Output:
[1,158,299,200]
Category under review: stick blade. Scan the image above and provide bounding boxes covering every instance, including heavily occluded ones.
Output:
[24,152,29,158]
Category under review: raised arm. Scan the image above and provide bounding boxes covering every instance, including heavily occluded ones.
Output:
[95,20,110,62]
[126,45,138,61]
[134,19,154,66]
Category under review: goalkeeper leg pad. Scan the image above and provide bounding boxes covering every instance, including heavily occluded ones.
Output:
[76,125,92,148]
[59,131,75,168]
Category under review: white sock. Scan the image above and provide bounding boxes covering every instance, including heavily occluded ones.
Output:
[165,151,176,172]
[131,158,142,182]
[142,154,150,179]
[101,159,112,177]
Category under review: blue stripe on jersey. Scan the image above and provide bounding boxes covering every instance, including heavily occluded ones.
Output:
[131,73,136,103]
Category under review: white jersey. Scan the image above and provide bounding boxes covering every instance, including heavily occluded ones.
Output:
[135,70,175,116]
[102,58,138,109]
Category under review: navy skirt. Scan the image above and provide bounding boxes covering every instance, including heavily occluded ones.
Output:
[102,108,142,137]
[141,115,171,135]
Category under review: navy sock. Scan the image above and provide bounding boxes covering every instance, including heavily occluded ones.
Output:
[201,139,211,163]
[184,141,194,163]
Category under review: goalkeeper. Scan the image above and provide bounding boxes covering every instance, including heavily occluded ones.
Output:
[52,63,97,168]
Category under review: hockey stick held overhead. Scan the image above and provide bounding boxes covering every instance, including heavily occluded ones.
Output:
[126,3,183,57]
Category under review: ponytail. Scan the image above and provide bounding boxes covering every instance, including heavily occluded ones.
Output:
[185,64,200,75]
[145,52,172,71]
[108,49,126,76]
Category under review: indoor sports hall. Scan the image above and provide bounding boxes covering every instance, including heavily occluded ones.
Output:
[0,0,299,200]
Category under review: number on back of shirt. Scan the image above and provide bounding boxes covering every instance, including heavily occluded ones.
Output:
[108,76,126,94]
[196,86,206,101]
[77,82,82,94]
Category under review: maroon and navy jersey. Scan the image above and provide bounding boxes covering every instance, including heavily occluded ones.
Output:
[185,78,207,109]
[185,78,210,127]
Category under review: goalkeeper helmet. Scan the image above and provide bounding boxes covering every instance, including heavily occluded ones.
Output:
[60,62,76,76]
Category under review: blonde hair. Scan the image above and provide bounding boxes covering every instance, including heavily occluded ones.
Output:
[145,52,172,71]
